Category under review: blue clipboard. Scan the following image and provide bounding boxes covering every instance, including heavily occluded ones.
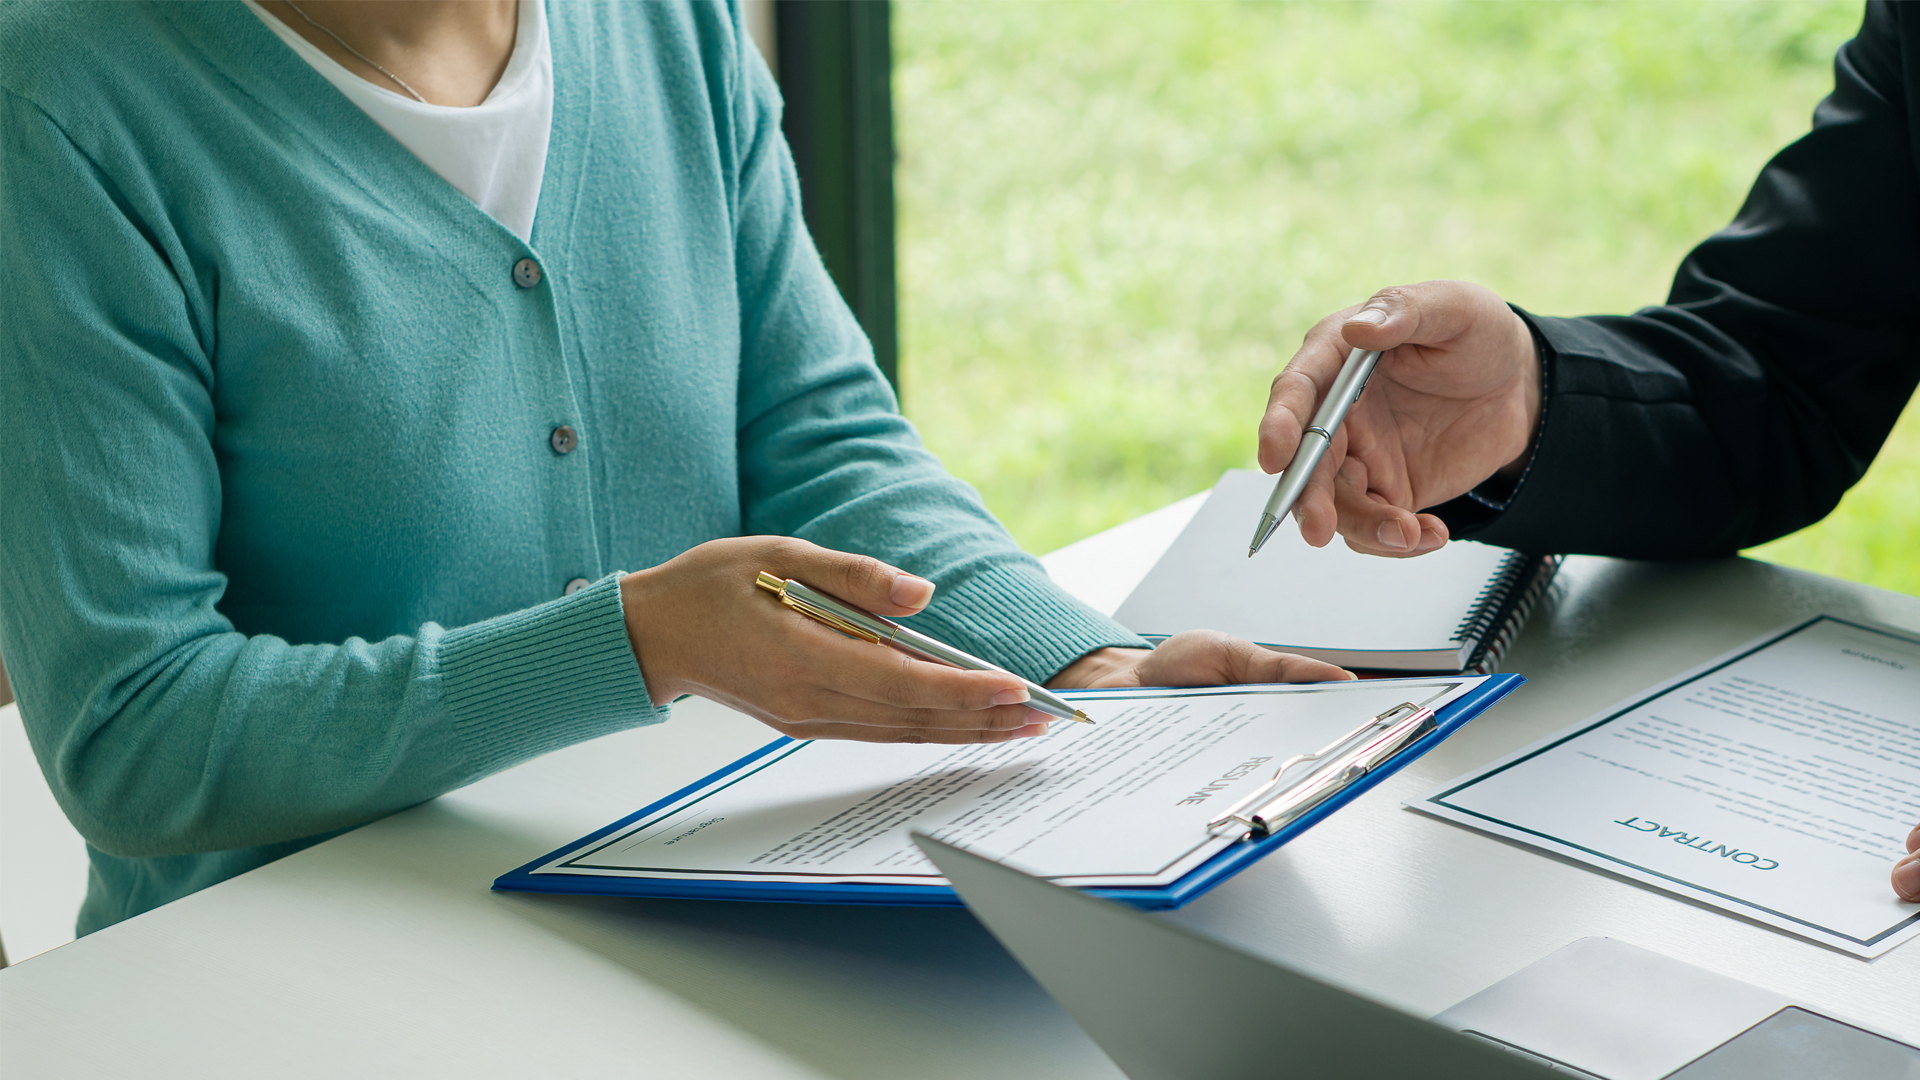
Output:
[495,674,1523,911]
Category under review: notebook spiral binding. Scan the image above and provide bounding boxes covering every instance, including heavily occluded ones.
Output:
[1452,552,1528,646]
[1460,554,1564,675]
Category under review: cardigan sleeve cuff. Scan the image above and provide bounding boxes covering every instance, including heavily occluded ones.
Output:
[900,561,1151,685]
[433,573,665,772]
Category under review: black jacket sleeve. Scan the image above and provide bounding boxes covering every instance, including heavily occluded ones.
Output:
[1435,0,1920,559]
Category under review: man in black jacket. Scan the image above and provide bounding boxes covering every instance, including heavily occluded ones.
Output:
[1259,0,1919,903]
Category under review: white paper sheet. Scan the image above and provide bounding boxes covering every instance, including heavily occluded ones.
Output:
[536,679,1480,888]
[1415,616,1920,958]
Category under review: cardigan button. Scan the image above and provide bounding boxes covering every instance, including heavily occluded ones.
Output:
[550,425,578,454]
[563,577,591,596]
[512,258,543,288]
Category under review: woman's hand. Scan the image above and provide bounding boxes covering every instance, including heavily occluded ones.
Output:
[622,537,1053,744]
[1258,281,1541,558]
[1897,823,1920,903]
[1048,631,1353,691]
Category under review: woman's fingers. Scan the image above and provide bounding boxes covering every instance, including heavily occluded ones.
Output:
[1895,849,1920,903]
[759,717,1052,745]
[1125,630,1353,687]
[1238,644,1358,685]
[1894,822,1920,901]
[783,542,935,617]
[768,617,1031,710]
[624,535,1038,744]
[630,535,1358,749]
[803,690,1043,733]
[714,652,1048,743]
[709,589,1046,740]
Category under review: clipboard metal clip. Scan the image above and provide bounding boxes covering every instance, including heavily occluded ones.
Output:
[1207,702,1437,841]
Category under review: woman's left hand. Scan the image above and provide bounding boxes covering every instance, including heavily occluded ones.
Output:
[1897,824,1920,903]
[1049,630,1353,692]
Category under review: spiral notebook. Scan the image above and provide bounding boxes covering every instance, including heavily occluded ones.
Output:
[1112,469,1559,673]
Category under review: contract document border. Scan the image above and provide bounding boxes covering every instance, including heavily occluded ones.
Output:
[1421,615,1920,950]
[492,674,1523,911]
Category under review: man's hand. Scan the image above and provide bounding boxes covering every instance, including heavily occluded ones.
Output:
[1897,823,1920,903]
[622,537,1052,744]
[1259,281,1542,557]
[1048,632,1352,691]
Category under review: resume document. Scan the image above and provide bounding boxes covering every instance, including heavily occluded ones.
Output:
[531,679,1479,889]
[1417,616,1920,958]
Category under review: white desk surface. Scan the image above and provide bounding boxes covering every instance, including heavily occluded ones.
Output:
[4,496,1918,1078]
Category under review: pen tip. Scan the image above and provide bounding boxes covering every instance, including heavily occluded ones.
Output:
[1073,710,1094,725]
[1248,514,1277,558]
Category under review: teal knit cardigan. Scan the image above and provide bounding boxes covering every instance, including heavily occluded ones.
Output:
[0,0,1145,934]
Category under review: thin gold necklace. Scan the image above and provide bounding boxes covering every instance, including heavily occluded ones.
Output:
[282,1,429,104]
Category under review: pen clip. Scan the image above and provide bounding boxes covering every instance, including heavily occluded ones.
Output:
[755,571,889,646]
[1207,702,1436,840]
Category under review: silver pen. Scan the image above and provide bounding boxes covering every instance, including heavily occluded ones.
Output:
[755,572,1094,724]
[1248,347,1383,556]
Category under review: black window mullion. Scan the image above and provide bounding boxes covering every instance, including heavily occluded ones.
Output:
[774,0,899,393]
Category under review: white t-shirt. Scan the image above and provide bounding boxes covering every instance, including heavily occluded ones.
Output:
[245,0,552,243]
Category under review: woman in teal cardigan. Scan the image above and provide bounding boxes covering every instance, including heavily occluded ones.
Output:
[0,0,1342,935]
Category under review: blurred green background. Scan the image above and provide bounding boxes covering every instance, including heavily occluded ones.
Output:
[891,0,1919,595]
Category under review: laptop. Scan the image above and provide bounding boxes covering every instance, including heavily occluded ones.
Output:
[914,834,1920,1080]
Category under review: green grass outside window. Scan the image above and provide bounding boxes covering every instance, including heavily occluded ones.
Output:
[894,0,1918,596]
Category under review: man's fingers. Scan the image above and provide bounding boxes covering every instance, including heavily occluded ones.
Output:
[1340,281,1491,355]
[1340,288,1420,351]
[1408,513,1450,554]
[1280,443,1455,560]
[1290,433,1345,548]
[1291,481,1338,549]
[1329,459,1419,555]
[1339,508,1445,558]
[1260,307,1364,474]
[1325,456,1449,558]
[1338,513,1449,558]
[1259,367,1317,474]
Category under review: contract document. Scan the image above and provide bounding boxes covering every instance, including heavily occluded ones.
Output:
[530,679,1480,889]
[1416,616,1920,958]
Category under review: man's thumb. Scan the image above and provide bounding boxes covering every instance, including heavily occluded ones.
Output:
[1340,287,1419,351]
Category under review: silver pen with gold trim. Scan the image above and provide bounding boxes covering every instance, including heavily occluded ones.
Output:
[755,571,1094,724]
